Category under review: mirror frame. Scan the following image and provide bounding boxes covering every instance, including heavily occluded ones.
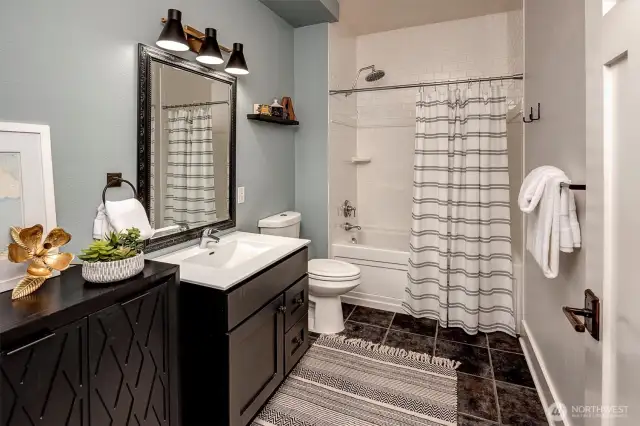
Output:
[137,44,237,252]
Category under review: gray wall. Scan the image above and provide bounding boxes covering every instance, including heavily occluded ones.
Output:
[293,24,329,258]
[0,0,295,253]
[523,0,587,413]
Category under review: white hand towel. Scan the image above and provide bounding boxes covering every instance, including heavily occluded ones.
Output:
[104,199,154,240]
[519,166,571,279]
[93,203,114,240]
[559,187,581,252]
[568,189,581,249]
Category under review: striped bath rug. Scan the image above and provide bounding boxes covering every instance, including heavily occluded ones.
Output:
[253,334,460,426]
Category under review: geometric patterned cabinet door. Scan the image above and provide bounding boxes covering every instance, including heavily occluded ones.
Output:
[88,283,169,426]
[1,319,88,426]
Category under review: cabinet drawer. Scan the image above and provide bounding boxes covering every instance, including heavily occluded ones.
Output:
[226,248,307,330]
[284,314,309,375]
[284,276,308,331]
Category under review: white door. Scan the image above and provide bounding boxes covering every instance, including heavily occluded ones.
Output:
[586,0,640,425]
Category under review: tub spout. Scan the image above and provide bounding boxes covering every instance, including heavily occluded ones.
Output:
[342,222,362,231]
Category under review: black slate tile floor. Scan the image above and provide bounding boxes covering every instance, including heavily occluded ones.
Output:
[312,303,547,425]
[348,305,395,328]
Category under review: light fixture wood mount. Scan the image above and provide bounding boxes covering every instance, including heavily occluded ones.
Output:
[161,18,232,54]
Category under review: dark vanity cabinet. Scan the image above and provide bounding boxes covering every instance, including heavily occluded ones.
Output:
[180,247,310,426]
[0,262,179,426]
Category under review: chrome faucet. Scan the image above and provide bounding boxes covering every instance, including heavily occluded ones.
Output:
[199,227,221,249]
[342,222,362,231]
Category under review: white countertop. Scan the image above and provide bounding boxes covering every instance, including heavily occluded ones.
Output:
[153,231,310,290]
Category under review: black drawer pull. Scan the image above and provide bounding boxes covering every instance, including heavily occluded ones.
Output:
[292,336,304,346]
[294,296,304,306]
[121,291,151,306]
[6,332,56,355]
[278,305,287,313]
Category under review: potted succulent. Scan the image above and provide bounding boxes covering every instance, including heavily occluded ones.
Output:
[79,227,144,283]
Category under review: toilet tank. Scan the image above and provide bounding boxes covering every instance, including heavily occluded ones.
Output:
[258,211,301,238]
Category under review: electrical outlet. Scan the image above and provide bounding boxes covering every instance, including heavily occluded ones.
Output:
[237,187,245,204]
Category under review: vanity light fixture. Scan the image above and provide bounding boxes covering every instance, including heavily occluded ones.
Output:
[156,9,189,52]
[225,43,250,75]
[196,28,224,65]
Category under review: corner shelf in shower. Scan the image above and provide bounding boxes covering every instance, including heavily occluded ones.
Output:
[350,157,372,164]
[247,114,299,126]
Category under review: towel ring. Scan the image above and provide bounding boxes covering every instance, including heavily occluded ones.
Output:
[102,178,137,205]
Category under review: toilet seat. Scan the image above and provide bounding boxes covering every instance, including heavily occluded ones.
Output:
[308,259,361,281]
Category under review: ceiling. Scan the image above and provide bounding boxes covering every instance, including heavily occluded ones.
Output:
[339,0,522,35]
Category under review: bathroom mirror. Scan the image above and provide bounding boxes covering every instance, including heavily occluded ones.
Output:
[137,44,236,252]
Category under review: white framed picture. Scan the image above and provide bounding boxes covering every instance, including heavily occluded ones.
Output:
[0,122,57,294]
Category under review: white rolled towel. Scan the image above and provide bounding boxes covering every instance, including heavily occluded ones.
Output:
[104,199,154,240]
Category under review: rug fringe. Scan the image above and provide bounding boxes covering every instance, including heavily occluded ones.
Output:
[317,334,461,370]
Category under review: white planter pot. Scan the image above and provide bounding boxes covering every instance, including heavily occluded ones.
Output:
[82,252,145,284]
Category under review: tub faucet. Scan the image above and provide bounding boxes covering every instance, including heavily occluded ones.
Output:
[199,227,221,248]
[342,222,362,231]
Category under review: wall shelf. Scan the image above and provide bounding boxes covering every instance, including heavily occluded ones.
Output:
[247,114,299,126]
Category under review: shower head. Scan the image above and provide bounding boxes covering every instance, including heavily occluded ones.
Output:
[365,68,386,82]
[345,65,386,96]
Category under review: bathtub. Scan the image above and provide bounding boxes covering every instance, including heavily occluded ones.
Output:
[332,230,523,332]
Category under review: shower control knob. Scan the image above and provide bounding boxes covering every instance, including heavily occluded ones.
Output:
[342,200,357,217]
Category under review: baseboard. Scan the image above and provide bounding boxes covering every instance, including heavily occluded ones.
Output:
[341,291,406,314]
[521,319,569,425]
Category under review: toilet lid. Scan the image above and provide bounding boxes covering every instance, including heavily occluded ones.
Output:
[308,259,360,279]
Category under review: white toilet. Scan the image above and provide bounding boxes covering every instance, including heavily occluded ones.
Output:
[258,211,361,334]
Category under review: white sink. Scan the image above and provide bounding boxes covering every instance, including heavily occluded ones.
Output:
[184,240,275,269]
[152,231,310,290]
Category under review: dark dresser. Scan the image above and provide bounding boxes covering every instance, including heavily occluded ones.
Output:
[0,261,180,426]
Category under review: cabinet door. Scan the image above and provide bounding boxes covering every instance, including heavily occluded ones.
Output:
[228,296,284,426]
[1,319,88,426]
[88,283,169,426]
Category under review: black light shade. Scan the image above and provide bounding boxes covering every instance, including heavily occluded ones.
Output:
[156,9,189,52]
[196,28,224,65]
[225,43,249,75]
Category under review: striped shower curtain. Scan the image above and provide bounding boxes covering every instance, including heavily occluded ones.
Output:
[164,107,217,228]
[403,86,516,336]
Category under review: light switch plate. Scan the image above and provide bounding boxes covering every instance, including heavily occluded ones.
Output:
[238,187,245,204]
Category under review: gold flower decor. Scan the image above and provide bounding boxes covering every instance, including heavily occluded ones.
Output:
[7,224,74,300]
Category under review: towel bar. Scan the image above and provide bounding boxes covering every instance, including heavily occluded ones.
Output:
[560,183,586,191]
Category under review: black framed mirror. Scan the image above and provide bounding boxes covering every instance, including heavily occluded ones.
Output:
[137,44,236,252]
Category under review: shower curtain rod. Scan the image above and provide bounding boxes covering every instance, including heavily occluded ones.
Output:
[162,100,229,109]
[329,73,523,95]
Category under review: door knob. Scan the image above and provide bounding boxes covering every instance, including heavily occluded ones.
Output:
[562,289,600,341]
[278,305,287,313]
